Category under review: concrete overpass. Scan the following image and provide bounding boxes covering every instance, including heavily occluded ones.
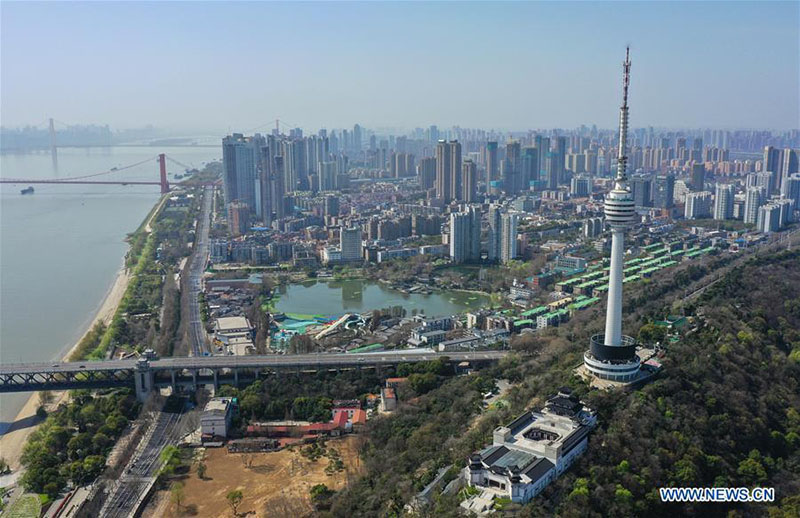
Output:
[0,350,509,401]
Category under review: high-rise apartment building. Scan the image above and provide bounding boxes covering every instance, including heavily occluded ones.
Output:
[781,173,800,210]
[227,201,251,237]
[748,171,774,196]
[757,203,782,233]
[652,174,675,209]
[487,204,502,262]
[486,141,499,187]
[690,163,705,191]
[462,159,477,203]
[534,135,550,180]
[713,183,735,220]
[418,157,437,190]
[521,147,538,192]
[763,146,782,192]
[743,186,766,224]
[449,207,481,264]
[222,133,259,210]
[340,227,363,262]
[500,213,519,264]
[631,174,652,207]
[570,176,592,198]
[436,140,462,203]
[684,191,712,219]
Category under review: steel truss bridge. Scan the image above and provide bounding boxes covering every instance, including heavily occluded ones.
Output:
[0,351,508,401]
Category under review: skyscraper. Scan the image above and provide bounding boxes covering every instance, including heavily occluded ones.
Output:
[352,124,362,155]
[690,163,706,191]
[436,140,462,203]
[763,146,781,192]
[521,147,538,192]
[584,47,640,383]
[222,133,259,210]
[553,136,568,185]
[487,204,502,262]
[272,155,287,221]
[505,141,521,193]
[713,183,735,220]
[462,159,477,203]
[486,141,498,188]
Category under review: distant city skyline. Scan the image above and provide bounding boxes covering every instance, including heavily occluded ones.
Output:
[1,1,798,132]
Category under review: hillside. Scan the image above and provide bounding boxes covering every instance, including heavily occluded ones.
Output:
[325,248,800,517]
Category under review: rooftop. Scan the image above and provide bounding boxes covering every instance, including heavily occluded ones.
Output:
[215,316,252,331]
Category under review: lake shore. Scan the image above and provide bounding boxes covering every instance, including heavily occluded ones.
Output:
[0,266,131,470]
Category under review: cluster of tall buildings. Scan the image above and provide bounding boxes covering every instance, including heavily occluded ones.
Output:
[448,204,519,265]
[222,128,360,231]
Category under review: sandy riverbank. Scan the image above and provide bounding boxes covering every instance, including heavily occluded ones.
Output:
[0,267,131,470]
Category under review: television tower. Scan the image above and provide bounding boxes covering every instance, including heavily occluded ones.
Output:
[584,47,640,383]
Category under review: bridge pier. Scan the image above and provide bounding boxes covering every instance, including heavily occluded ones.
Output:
[134,359,154,402]
[234,369,239,386]
[213,369,219,390]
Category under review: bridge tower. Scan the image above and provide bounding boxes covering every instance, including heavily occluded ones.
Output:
[158,153,170,194]
[49,118,58,169]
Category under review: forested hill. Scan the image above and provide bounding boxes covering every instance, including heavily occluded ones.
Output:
[325,249,800,518]
[545,248,800,518]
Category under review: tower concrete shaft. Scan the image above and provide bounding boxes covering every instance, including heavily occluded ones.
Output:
[603,228,625,346]
[602,47,636,347]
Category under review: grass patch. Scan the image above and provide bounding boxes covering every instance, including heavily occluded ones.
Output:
[4,494,42,518]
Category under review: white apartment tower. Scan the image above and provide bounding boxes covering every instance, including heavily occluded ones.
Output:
[713,183,735,220]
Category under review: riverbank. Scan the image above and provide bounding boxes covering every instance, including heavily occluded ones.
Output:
[0,266,132,470]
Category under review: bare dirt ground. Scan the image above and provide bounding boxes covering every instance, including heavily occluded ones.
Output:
[145,435,365,518]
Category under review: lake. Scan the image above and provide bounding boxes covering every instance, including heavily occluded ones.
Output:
[273,279,490,318]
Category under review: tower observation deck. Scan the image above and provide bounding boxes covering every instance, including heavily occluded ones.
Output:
[584,47,640,382]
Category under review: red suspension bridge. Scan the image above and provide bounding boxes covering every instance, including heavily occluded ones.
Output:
[0,153,195,194]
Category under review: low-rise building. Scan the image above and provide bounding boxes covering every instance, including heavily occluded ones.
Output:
[463,389,596,508]
[214,316,254,344]
[201,397,235,439]
[381,387,397,412]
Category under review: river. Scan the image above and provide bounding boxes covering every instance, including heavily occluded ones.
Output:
[0,146,220,428]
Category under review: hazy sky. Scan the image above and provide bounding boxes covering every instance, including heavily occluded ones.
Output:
[1,1,798,133]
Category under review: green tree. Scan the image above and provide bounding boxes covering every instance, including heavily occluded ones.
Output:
[171,482,185,510]
[310,483,335,510]
[226,489,243,517]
